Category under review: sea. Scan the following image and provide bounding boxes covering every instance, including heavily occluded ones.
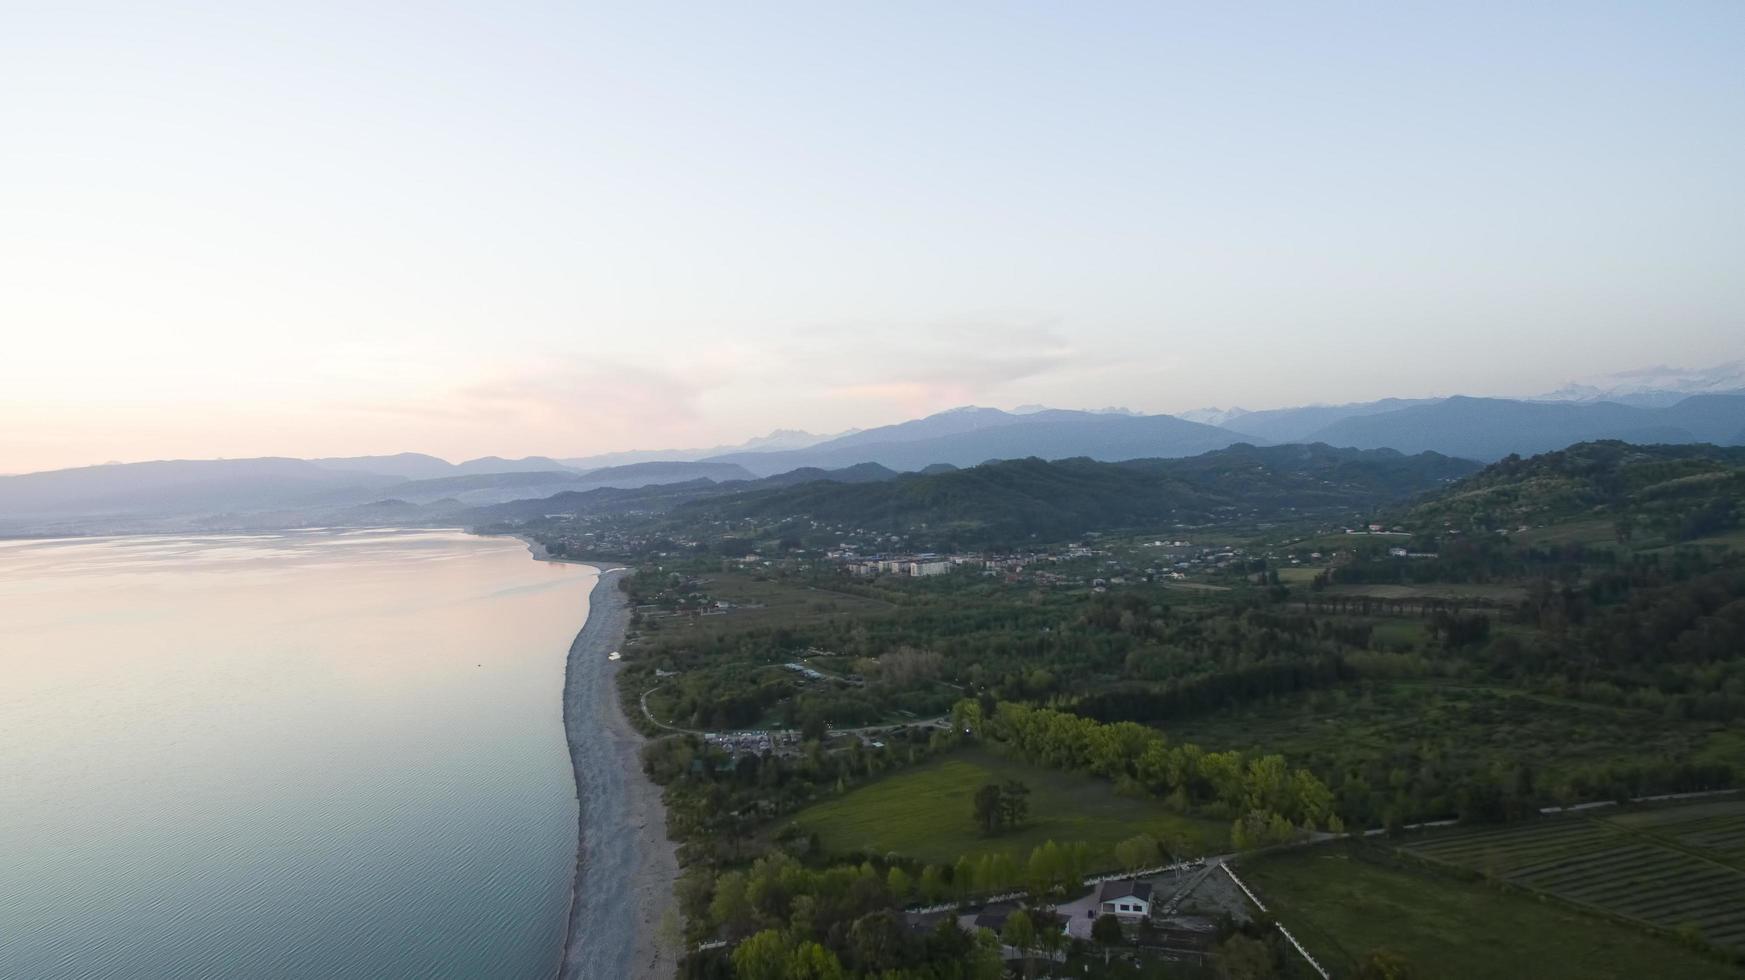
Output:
[0,529,597,979]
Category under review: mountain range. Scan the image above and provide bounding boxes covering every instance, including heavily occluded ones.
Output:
[479,443,1481,550]
[556,428,844,470]
[0,456,759,533]
[3,378,1742,535]
[1530,361,1745,407]
[704,407,1247,476]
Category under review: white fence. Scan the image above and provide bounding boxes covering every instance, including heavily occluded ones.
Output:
[1219,863,1267,912]
[1540,787,1740,816]
[1222,864,1331,980]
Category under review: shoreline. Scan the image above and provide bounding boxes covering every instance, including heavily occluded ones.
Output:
[530,547,678,980]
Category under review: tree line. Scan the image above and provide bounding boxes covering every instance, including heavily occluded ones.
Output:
[963,700,1338,835]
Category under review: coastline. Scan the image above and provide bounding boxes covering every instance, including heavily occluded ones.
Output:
[536,551,679,980]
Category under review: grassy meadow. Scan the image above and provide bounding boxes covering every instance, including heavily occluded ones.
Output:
[789,747,1228,867]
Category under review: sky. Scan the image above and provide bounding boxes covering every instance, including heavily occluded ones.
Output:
[3,1,1742,472]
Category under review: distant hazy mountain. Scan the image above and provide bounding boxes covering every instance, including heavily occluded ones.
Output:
[360,470,587,505]
[1533,361,1745,407]
[1177,406,1252,427]
[1012,404,1141,416]
[470,462,900,523]
[0,455,759,532]
[1213,398,1444,443]
[558,428,842,470]
[1657,394,1745,443]
[570,459,757,486]
[0,458,399,520]
[309,453,458,480]
[1160,364,1745,445]
[451,455,580,475]
[806,406,1034,450]
[1302,395,1745,460]
[755,462,899,487]
[13,386,1739,534]
[375,460,760,506]
[705,407,1252,476]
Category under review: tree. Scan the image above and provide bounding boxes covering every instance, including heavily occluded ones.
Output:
[1114,833,1160,872]
[730,929,789,980]
[1000,779,1032,827]
[1214,933,1277,980]
[733,929,847,980]
[1034,912,1065,965]
[785,941,846,980]
[952,856,976,899]
[967,927,1007,980]
[709,870,756,938]
[971,780,1033,836]
[846,910,911,974]
[886,866,912,904]
[800,711,829,743]
[1091,913,1125,964]
[918,864,947,903]
[1002,909,1037,979]
[972,783,1005,834]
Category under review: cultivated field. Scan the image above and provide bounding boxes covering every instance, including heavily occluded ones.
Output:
[788,747,1227,867]
[1318,581,1528,602]
[1240,844,1745,980]
[680,571,895,631]
[1512,519,1620,548]
[1607,799,1745,866]
[1402,803,1745,952]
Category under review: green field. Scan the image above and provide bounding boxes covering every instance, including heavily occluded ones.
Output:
[665,571,894,633]
[1240,844,1745,979]
[1512,518,1621,548]
[1647,526,1745,554]
[1515,517,1745,555]
[1319,581,1527,602]
[1402,805,1745,952]
[789,747,1228,867]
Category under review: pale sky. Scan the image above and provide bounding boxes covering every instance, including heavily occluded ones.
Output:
[4,2,1742,472]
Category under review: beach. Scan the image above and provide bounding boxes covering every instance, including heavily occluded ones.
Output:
[552,563,679,980]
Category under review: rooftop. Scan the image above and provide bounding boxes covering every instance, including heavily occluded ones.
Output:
[1098,879,1153,903]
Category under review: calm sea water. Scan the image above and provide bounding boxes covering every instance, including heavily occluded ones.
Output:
[0,529,595,979]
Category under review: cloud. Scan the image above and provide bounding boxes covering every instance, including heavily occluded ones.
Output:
[459,362,708,429]
[321,355,719,455]
[312,317,1126,458]
[769,316,1107,403]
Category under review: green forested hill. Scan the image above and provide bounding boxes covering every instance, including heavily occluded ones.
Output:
[670,443,1477,544]
[1405,441,1745,543]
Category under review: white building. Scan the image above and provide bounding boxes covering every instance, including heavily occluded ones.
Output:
[1098,880,1153,918]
